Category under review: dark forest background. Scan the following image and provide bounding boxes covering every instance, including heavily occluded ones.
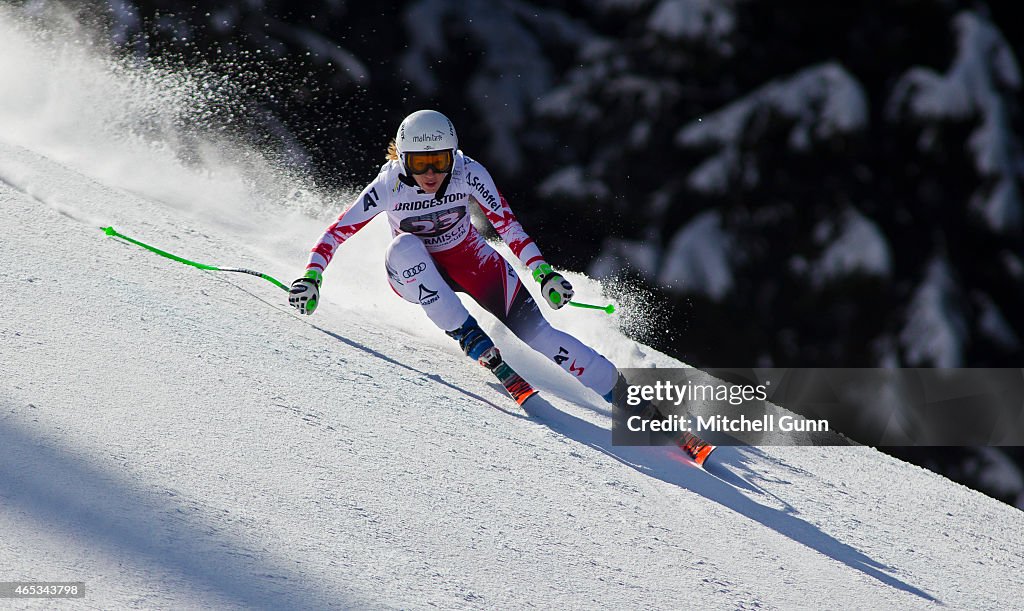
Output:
[12,0,1022,508]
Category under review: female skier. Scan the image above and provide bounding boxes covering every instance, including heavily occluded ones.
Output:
[288,109,619,402]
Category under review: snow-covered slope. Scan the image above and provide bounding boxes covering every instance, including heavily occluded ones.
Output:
[1,8,1023,610]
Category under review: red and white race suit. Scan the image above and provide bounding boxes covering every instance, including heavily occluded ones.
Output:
[306,151,617,396]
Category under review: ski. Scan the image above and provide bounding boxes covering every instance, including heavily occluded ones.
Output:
[670,430,716,467]
[490,360,538,405]
[479,347,538,406]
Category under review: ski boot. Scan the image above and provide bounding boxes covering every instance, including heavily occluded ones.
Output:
[447,316,536,405]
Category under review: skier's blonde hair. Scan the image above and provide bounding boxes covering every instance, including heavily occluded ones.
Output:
[387,139,399,161]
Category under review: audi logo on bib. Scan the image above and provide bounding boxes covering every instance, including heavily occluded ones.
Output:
[403,262,427,278]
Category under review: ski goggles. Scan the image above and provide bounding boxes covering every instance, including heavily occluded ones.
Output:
[405,150,454,175]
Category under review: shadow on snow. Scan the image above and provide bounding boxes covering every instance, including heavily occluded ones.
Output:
[236,279,940,605]
[0,405,351,610]
[519,394,939,604]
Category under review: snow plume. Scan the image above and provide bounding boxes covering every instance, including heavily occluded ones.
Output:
[0,3,669,379]
[0,3,326,228]
[0,4,361,318]
[888,11,1023,234]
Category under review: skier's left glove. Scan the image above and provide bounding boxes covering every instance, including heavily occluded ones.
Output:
[289,269,322,315]
[532,263,574,310]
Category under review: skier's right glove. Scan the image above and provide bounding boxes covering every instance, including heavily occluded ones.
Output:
[532,263,574,310]
[289,269,322,315]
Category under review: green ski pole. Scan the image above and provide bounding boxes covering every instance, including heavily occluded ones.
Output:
[569,301,616,314]
[101,226,289,292]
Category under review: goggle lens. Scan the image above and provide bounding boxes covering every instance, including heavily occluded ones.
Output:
[406,151,453,175]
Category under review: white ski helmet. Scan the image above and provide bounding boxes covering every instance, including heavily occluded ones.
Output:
[396,110,458,174]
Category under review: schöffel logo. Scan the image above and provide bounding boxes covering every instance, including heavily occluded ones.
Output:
[403,262,427,278]
[467,172,499,210]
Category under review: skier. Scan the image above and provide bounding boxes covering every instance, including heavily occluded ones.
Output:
[288,109,619,402]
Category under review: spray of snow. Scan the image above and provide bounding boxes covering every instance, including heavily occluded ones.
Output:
[0,3,668,375]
